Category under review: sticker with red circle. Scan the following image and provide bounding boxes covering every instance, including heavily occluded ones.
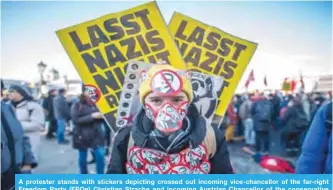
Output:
[150,70,183,96]
[84,84,101,103]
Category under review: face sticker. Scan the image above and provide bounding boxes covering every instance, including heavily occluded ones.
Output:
[84,85,101,103]
[139,70,148,83]
[145,104,155,121]
[169,165,191,174]
[150,70,183,95]
[178,101,189,120]
[154,103,182,132]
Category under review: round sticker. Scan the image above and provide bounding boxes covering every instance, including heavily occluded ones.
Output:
[150,70,183,95]
[84,85,101,103]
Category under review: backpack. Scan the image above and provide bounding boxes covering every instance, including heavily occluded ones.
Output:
[294,109,309,131]
[256,101,272,122]
[126,124,217,160]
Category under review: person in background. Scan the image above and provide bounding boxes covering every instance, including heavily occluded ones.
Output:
[280,98,309,154]
[71,87,105,174]
[239,94,255,147]
[296,101,332,174]
[54,88,71,144]
[225,97,239,142]
[1,80,37,190]
[301,93,311,123]
[8,85,45,163]
[251,93,273,155]
[268,93,280,128]
[42,88,58,139]
[310,93,325,122]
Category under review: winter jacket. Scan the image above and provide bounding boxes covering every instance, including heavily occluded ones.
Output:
[251,99,273,132]
[42,96,56,122]
[239,100,252,120]
[296,102,332,174]
[106,105,234,174]
[1,101,37,174]
[14,100,45,160]
[53,95,70,121]
[302,100,311,122]
[280,105,309,133]
[227,104,238,125]
[71,100,104,150]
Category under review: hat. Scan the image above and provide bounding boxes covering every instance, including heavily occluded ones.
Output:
[8,84,33,100]
[139,64,193,104]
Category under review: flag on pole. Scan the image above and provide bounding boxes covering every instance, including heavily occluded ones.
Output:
[300,73,305,89]
[245,69,255,89]
[264,75,268,87]
[282,78,290,91]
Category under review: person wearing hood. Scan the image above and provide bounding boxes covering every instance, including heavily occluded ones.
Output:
[1,80,37,189]
[71,86,105,174]
[8,85,45,163]
[107,64,233,174]
[251,93,273,155]
[280,98,309,154]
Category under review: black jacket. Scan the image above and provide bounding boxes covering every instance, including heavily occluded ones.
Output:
[71,100,104,149]
[106,105,233,174]
[281,105,309,133]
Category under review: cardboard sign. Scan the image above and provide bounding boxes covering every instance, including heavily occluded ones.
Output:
[56,2,186,132]
[169,12,258,119]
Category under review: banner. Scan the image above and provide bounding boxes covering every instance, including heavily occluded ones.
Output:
[169,12,258,121]
[56,2,186,132]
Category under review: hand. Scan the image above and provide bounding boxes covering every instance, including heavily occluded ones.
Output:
[21,165,32,174]
[91,112,103,119]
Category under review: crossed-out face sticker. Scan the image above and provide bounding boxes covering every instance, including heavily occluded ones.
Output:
[84,85,101,103]
[145,102,188,133]
[150,70,183,95]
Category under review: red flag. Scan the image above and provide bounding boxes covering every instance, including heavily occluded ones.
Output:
[264,75,268,87]
[290,80,297,92]
[245,70,255,89]
[300,73,305,89]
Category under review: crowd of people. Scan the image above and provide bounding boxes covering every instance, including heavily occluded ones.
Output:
[223,91,331,156]
[1,63,332,188]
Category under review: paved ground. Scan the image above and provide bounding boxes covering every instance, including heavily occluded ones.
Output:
[34,133,298,174]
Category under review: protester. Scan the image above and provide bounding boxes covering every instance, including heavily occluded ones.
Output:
[42,88,58,139]
[107,64,233,174]
[239,94,255,146]
[280,98,309,154]
[225,98,239,142]
[296,101,332,174]
[301,93,311,122]
[54,88,71,144]
[251,94,273,155]
[71,87,105,174]
[1,80,37,190]
[8,84,45,162]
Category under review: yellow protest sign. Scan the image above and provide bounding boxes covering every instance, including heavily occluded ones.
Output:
[169,12,258,117]
[56,2,185,131]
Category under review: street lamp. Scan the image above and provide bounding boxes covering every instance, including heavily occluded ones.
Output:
[37,61,47,74]
[51,68,60,81]
[63,74,69,91]
[37,61,47,98]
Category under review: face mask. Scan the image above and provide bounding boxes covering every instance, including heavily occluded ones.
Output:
[145,101,189,133]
